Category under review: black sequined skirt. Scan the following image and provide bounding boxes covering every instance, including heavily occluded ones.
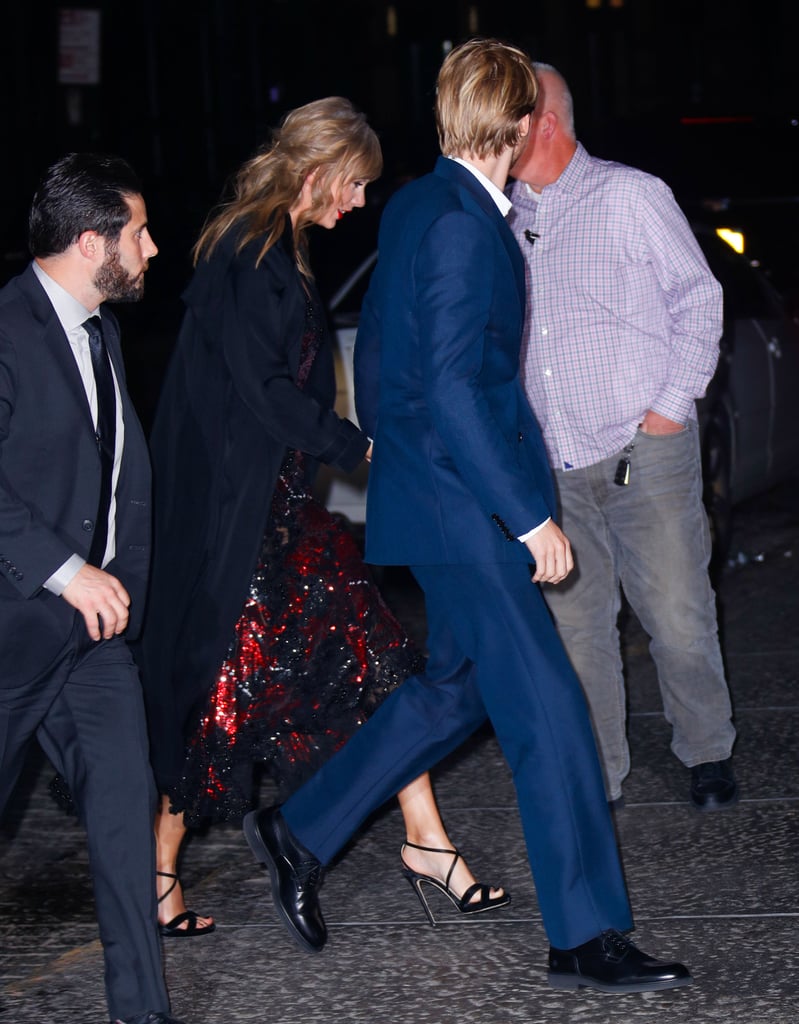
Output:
[170,454,423,826]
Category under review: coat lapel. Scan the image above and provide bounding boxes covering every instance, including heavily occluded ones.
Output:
[16,267,98,436]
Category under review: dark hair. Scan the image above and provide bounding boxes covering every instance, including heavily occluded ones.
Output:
[28,152,143,258]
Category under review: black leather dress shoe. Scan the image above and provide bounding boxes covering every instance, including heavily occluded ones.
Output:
[113,1012,186,1024]
[243,806,326,953]
[548,929,693,992]
[690,758,738,810]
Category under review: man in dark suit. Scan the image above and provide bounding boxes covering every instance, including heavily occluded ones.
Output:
[244,39,691,993]
[0,153,184,1024]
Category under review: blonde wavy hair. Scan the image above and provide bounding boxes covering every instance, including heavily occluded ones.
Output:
[436,38,538,160]
[193,97,382,276]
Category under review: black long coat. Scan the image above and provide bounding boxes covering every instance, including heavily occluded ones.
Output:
[137,220,369,791]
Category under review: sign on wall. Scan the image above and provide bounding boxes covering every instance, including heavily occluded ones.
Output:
[58,8,101,86]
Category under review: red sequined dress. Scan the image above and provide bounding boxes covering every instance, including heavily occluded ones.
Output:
[170,298,422,826]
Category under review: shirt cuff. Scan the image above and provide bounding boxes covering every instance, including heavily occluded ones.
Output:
[649,386,697,425]
[44,554,86,596]
[518,517,551,543]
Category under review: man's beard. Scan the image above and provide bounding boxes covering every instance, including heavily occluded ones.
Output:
[94,245,145,303]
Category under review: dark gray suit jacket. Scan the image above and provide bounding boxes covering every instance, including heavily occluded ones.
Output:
[0,264,152,686]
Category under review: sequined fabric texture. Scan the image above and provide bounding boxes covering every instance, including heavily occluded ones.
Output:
[171,298,422,826]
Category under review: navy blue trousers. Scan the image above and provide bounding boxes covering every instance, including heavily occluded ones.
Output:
[283,561,632,949]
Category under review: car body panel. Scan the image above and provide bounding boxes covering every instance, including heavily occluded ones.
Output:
[695,225,799,505]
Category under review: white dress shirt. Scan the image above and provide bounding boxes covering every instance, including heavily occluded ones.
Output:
[32,262,125,592]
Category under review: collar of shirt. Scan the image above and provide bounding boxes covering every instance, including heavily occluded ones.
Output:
[509,142,592,210]
[450,157,513,217]
[546,141,591,196]
[32,261,100,334]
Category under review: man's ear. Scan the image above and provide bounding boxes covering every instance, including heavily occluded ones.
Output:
[77,230,103,262]
[538,111,558,141]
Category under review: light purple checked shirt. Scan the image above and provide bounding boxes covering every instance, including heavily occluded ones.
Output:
[507,143,723,472]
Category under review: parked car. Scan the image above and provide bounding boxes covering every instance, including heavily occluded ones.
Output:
[316,228,799,565]
[693,224,799,559]
[312,251,376,523]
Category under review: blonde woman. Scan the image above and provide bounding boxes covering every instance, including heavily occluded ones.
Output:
[136,97,507,939]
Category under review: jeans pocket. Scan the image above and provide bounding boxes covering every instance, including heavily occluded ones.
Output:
[636,424,687,440]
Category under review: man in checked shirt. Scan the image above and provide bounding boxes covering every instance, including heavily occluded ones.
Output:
[507,63,737,812]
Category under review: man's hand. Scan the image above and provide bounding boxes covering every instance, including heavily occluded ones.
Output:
[524,520,574,584]
[62,564,131,640]
[640,410,684,435]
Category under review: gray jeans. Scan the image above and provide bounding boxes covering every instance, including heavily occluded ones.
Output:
[543,422,736,800]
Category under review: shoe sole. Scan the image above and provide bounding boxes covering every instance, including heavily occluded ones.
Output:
[548,972,694,993]
[242,810,325,955]
[158,922,216,938]
[691,791,739,812]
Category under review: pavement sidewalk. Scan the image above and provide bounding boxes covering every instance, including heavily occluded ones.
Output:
[2,477,798,1024]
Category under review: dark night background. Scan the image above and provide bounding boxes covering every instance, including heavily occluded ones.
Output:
[1,0,798,424]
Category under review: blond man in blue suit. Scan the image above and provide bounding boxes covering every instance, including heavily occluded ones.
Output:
[244,39,692,994]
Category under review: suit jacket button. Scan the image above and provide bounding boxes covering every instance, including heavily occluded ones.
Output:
[518,432,524,442]
[82,519,93,532]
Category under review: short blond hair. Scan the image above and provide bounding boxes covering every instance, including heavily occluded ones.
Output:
[435,38,538,160]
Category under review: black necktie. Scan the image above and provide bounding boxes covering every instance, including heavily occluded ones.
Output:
[83,316,116,567]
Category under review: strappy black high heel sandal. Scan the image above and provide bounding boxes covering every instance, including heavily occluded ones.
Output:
[400,841,511,927]
[157,871,216,938]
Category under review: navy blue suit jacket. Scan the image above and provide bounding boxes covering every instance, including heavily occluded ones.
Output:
[0,265,152,686]
[355,157,556,566]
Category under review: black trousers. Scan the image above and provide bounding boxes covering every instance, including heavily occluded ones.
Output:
[0,621,168,1021]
